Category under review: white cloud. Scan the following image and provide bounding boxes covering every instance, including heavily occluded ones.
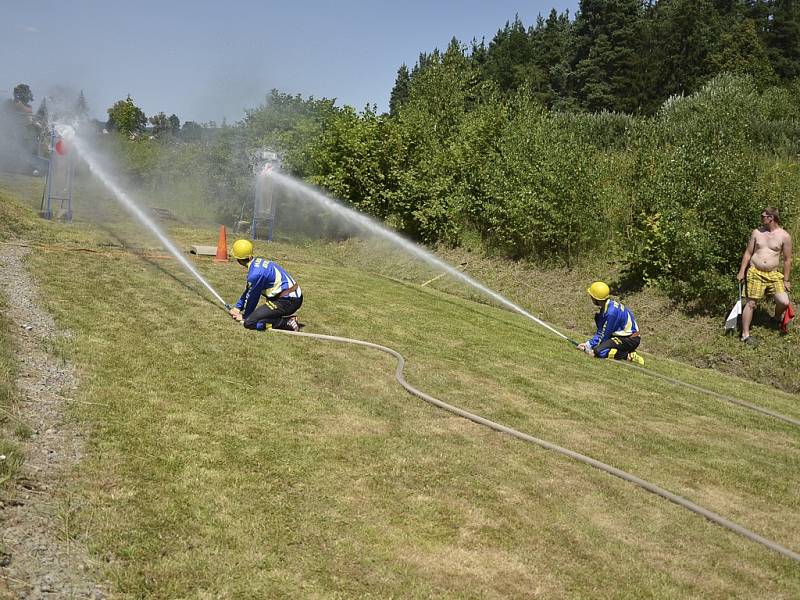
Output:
[18,26,39,33]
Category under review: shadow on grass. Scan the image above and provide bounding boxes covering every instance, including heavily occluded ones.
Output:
[610,267,645,297]
[97,226,226,314]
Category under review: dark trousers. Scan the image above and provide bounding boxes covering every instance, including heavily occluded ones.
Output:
[243,296,303,331]
[594,334,640,360]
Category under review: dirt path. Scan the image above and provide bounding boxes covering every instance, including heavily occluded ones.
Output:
[0,243,106,599]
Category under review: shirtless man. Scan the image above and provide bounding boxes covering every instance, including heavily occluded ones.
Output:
[736,207,792,344]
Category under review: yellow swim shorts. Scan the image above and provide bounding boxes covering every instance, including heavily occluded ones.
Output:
[745,266,785,300]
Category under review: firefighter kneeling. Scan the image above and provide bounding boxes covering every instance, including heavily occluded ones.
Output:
[228,239,302,332]
[577,281,644,366]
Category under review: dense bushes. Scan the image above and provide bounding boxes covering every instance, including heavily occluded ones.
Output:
[624,75,799,307]
[99,70,798,307]
[295,72,798,306]
[474,100,607,265]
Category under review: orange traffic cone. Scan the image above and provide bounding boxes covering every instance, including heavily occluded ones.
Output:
[214,225,228,262]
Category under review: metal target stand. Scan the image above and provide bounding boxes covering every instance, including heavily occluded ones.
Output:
[251,164,277,241]
[235,149,281,241]
[40,127,74,222]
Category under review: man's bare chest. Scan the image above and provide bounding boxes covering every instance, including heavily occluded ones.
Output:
[754,231,785,254]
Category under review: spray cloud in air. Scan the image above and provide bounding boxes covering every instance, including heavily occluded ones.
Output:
[58,123,229,309]
[263,170,568,341]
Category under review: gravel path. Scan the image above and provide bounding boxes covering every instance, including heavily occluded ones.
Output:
[0,243,106,599]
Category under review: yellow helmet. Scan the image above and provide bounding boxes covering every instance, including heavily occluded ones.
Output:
[587,281,610,301]
[231,239,254,261]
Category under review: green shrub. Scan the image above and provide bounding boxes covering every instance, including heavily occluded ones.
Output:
[476,99,607,265]
[625,74,798,308]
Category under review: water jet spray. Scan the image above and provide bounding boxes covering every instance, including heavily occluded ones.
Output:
[59,123,231,311]
[264,170,579,345]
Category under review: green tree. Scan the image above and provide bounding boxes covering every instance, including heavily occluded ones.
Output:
[75,90,89,120]
[13,84,33,107]
[388,38,479,242]
[483,16,542,95]
[640,0,723,113]
[107,95,147,135]
[242,89,338,175]
[411,49,440,79]
[572,0,645,113]
[168,114,180,131]
[149,112,171,136]
[709,18,778,88]
[389,64,410,116]
[35,98,48,128]
[530,9,575,107]
[295,104,407,239]
[763,0,800,79]
[469,37,488,68]
[180,121,204,142]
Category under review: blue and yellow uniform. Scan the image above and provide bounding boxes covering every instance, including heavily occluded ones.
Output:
[235,257,302,331]
[586,299,640,360]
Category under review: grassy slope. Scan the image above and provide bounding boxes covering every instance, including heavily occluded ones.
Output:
[2,175,800,597]
[337,240,800,395]
[0,176,43,493]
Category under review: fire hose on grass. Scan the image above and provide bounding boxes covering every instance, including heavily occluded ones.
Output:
[269,327,800,563]
[378,271,800,428]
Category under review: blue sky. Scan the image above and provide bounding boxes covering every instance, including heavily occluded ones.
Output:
[3,1,577,124]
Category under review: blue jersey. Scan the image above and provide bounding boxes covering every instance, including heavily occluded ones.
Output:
[234,257,301,318]
[586,299,638,349]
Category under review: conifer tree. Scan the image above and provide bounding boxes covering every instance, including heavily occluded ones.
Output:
[484,15,541,94]
[35,98,48,128]
[709,18,778,88]
[571,0,645,113]
[530,9,575,106]
[75,90,89,120]
[389,64,410,116]
[641,0,724,112]
[469,37,488,68]
[764,0,800,79]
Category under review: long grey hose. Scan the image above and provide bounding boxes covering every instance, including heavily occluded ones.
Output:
[376,271,800,428]
[275,328,800,563]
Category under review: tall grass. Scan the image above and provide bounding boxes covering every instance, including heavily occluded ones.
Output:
[0,293,24,490]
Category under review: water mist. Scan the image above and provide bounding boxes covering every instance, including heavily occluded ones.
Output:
[57,124,230,309]
[265,171,569,342]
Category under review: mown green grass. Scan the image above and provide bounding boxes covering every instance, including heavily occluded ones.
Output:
[3,174,800,597]
[331,240,800,395]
